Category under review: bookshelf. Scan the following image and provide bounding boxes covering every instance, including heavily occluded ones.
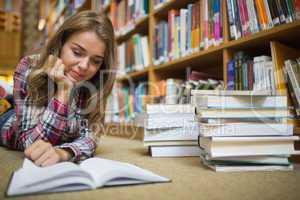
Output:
[39,1,300,129]
[103,0,300,84]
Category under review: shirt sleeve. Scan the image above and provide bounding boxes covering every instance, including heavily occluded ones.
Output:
[13,56,70,149]
[57,119,97,162]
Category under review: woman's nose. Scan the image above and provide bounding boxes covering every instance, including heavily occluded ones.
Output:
[78,58,89,70]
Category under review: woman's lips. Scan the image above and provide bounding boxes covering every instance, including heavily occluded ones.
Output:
[69,70,84,81]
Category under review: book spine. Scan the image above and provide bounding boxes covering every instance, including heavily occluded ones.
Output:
[180,9,187,56]
[227,0,236,39]
[275,0,286,23]
[237,0,246,36]
[195,2,201,48]
[293,0,300,20]
[280,0,291,23]
[177,16,181,58]
[255,0,268,30]
[154,24,159,63]
[248,60,254,90]
[187,4,192,53]
[263,0,274,28]
[204,0,209,49]
[242,0,251,35]
[213,0,221,45]
[227,60,236,90]
[268,0,280,26]
[208,0,214,48]
[285,0,295,21]
[233,0,243,38]
[163,22,169,61]
[242,61,248,90]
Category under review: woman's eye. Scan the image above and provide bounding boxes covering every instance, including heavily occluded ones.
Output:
[92,59,102,66]
[73,50,81,56]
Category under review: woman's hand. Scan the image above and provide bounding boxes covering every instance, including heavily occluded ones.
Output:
[46,55,74,89]
[24,140,72,167]
[45,55,75,104]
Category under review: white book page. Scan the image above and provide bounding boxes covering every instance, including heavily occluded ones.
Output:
[79,157,170,187]
[20,158,93,185]
[7,159,95,196]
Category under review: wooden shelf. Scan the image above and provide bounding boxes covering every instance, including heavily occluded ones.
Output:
[151,20,300,73]
[115,15,149,44]
[153,0,198,19]
[224,20,300,51]
[152,45,224,73]
[116,68,149,82]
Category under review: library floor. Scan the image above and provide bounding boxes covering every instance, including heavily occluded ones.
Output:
[1,135,300,200]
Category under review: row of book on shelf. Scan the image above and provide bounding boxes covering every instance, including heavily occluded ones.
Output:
[117,34,150,75]
[111,0,300,74]
[139,90,299,172]
[109,42,300,123]
[110,0,149,37]
[106,70,223,123]
[227,51,276,92]
[39,0,88,36]
[227,0,300,40]
[154,0,223,65]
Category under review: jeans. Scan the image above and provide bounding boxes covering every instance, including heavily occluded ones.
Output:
[0,109,15,146]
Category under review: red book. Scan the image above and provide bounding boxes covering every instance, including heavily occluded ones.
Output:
[247,60,254,90]
[294,0,300,19]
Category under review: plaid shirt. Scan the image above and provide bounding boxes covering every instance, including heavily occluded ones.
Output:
[0,55,97,161]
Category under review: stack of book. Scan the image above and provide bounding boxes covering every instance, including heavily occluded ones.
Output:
[191,89,300,172]
[136,104,201,157]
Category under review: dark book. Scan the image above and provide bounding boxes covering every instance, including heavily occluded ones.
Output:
[247,60,254,90]
[268,0,280,26]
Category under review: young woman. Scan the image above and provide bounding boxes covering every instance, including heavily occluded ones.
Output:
[0,11,116,167]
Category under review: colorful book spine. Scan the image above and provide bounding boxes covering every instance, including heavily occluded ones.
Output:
[255,0,268,30]
[294,0,300,19]
[227,60,235,90]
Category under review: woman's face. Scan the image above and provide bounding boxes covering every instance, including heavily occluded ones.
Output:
[60,31,106,83]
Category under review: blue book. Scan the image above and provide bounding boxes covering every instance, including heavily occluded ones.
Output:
[227,60,235,90]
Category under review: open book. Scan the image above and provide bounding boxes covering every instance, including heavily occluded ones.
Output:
[6,157,170,196]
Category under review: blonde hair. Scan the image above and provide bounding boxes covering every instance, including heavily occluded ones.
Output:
[27,11,116,130]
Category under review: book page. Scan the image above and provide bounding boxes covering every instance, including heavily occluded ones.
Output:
[80,157,170,187]
[19,158,87,184]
